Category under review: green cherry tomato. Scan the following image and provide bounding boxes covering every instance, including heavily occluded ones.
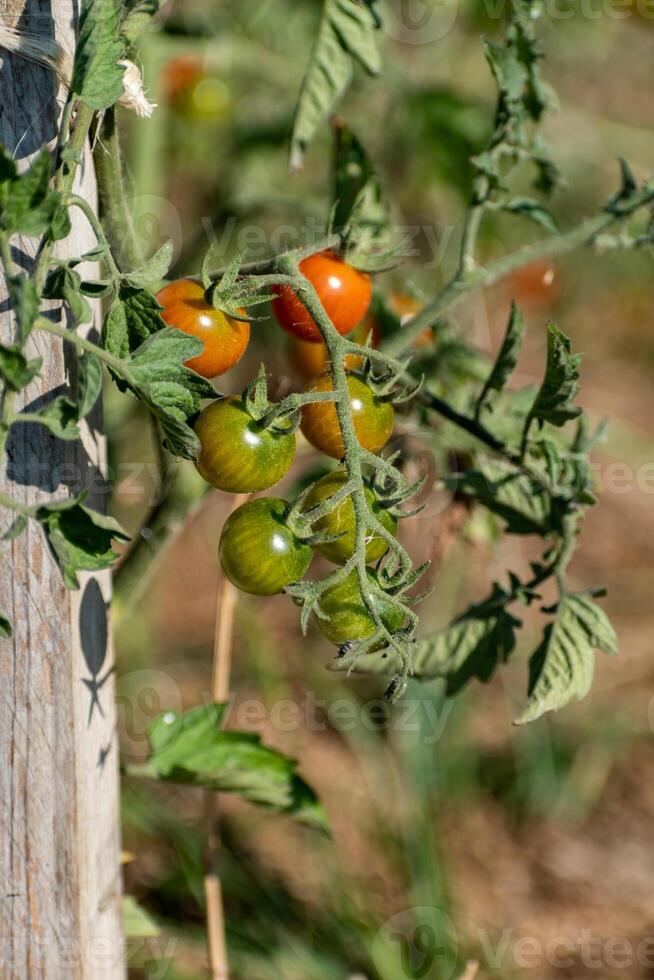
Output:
[219,498,312,595]
[302,469,397,565]
[317,569,405,646]
[194,398,296,493]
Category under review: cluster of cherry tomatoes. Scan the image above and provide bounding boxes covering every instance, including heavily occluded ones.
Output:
[155,250,403,647]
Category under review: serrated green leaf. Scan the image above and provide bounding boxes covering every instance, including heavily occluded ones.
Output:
[0,616,11,639]
[528,323,581,429]
[70,0,125,110]
[124,240,174,288]
[102,287,165,359]
[7,274,40,343]
[122,897,159,939]
[130,703,328,831]
[504,197,557,233]
[1,150,61,236]
[516,593,617,724]
[35,497,129,589]
[485,40,527,104]
[77,353,103,418]
[290,0,381,170]
[124,328,217,458]
[476,302,525,415]
[0,343,42,390]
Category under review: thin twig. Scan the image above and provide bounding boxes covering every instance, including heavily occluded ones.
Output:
[204,493,248,980]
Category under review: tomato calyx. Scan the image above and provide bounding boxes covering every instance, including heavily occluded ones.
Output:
[201,251,273,322]
[354,359,424,406]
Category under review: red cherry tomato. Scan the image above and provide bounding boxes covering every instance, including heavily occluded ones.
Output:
[301,374,394,460]
[155,278,250,379]
[272,250,372,343]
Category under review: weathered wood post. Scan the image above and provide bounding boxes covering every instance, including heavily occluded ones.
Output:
[0,1,125,976]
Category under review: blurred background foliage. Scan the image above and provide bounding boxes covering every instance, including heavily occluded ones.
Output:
[111,1,654,977]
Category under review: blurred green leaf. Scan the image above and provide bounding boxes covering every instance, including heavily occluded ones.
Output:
[0,343,42,391]
[504,197,557,233]
[476,301,525,416]
[0,616,11,639]
[517,593,618,724]
[122,896,160,938]
[129,703,328,832]
[44,266,93,325]
[290,0,381,170]
[7,275,40,344]
[77,353,103,418]
[447,458,553,535]
[20,396,80,441]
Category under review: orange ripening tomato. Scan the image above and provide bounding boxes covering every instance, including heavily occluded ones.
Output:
[503,260,560,313]
[289,316,381,379]
[155,278,250,379]
[388,292,435,349]
[301,374,394,459]
[272,250,372,343]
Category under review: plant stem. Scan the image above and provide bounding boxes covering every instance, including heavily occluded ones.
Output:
[35,317,125,375]
[384,209,641,356]
[93,108,146,273]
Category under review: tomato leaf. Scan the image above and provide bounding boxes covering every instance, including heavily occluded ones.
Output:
[516,593,618,724]
[103,286,166,359]
[129,703,328,832]
[503,197,558,233]
[124,240,174,288]
[35,497,129,589]
[332,583,520,694]
[0,149,61,237]
[290,0,381,171]
[77,353,103,418]
[0,343,42,391]
[19,395,80,441]
[43,266,93,325]
[446,458,554,535]
[123,328,217,459]
[122,897,159,939]
[70,0,125,111]
[475,302,525,416]
[0,615,12,638]
[527,323,582,430]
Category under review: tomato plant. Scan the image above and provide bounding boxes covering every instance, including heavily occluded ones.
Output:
[301,374,394,458]
[316,569,405,646]
[194,397,296,493]
[301,469,396,564]
[272,250,372,342]
[219,497,313,595]
[156,278,250,378]
[1,0,643,970]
